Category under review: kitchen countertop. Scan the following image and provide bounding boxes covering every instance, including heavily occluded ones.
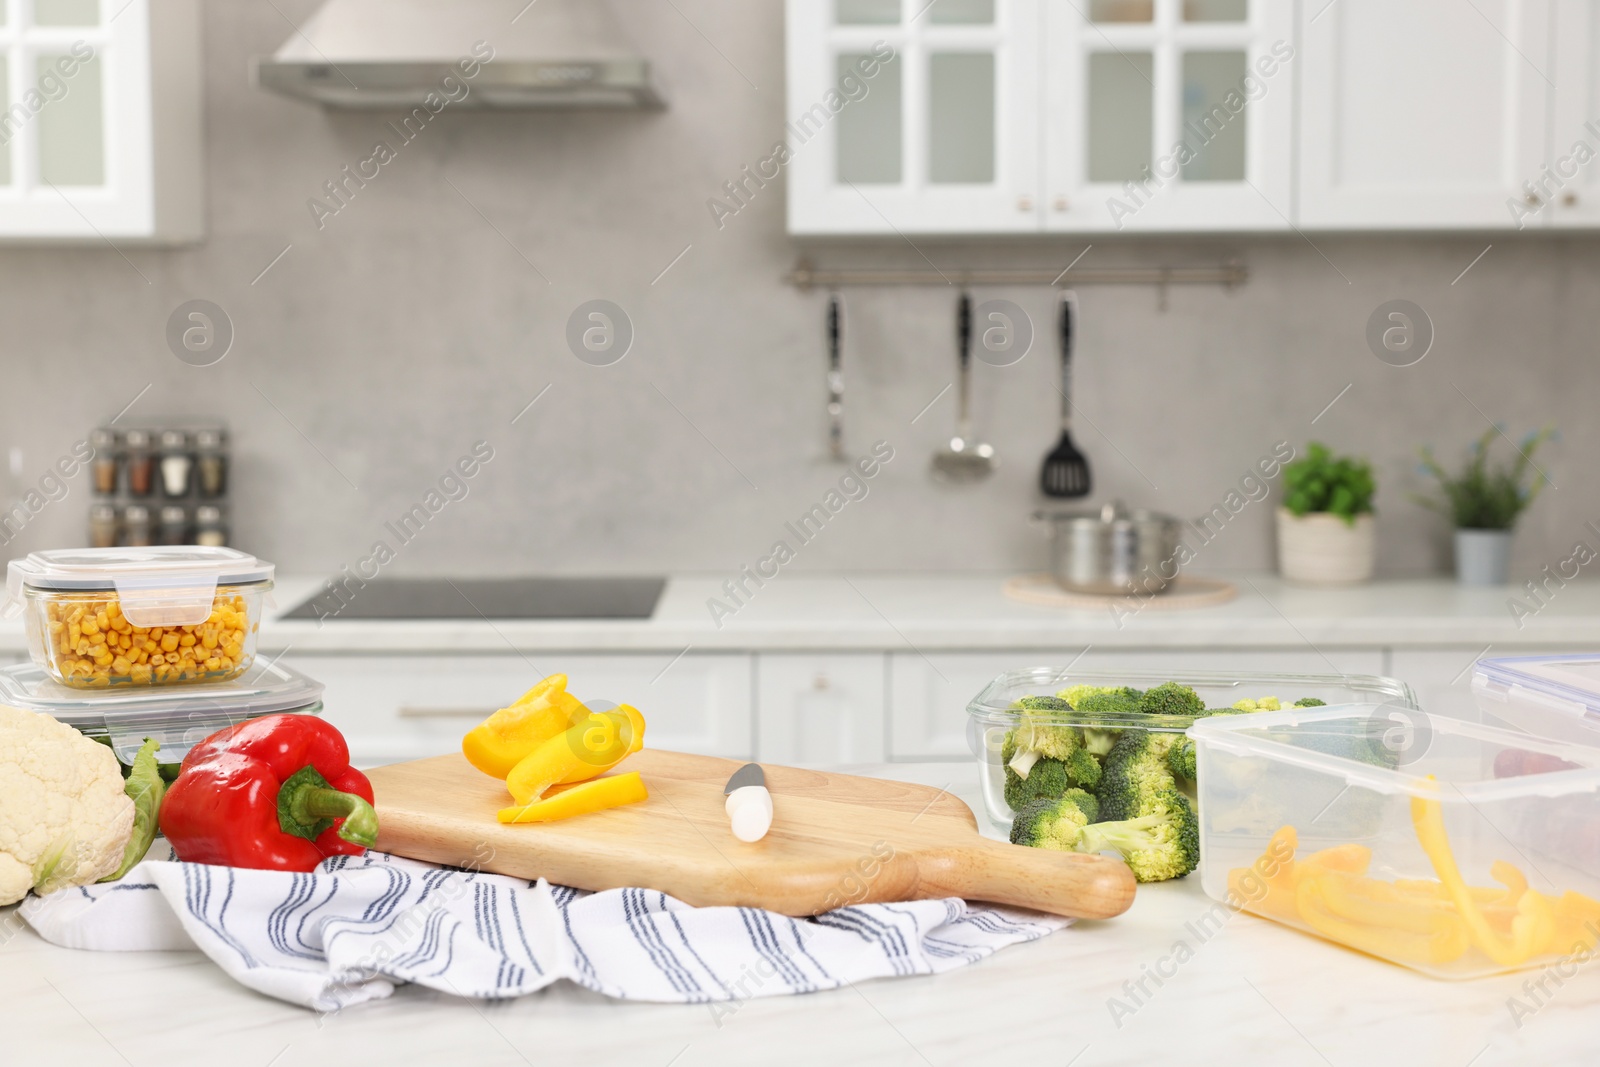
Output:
[2,760,1592,1066]
[3,574,1595,656]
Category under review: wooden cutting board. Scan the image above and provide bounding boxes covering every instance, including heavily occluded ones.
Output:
[365,750,1135,920]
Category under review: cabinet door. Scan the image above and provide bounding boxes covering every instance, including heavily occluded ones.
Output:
[1298,0,1549,229]
[1042,0,1294,233]
[888,647,1387,759]
[0,0,200,240]
[1544,0,1600,227]
[300,653,754,767]
[785,0,1040,234]
[756,653,886,764]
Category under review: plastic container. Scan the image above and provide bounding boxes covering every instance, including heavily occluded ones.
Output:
[1472,654,1600,748]
[5,547,274,688]
[0,658,323,767]
[965,667,1418,826]
[1191,704,1600,979]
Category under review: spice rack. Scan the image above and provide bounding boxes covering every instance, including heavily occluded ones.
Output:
[88,424,231,548]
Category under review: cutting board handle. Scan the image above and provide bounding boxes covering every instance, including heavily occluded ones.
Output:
[918,839,1137,920]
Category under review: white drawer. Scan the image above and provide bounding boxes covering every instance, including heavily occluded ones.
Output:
[293,653,754,766]
[888,648,1388,760]
[755,653,886,764]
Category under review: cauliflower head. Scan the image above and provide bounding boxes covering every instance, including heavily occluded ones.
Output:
[0,706,135,906]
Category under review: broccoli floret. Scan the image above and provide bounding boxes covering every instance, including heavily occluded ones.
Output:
[1005,699,1084,778]
[1004,756,1072,810]
[1063,690,1141,755]
[1137,682,1205,718]
[1168,736,1196,783]
[1231,696,1283,712]
[1074,690,1141,718]
[1096,729,1180,822]
[1002,742,1101,809]
[1010,789,1099,847]
[1082,729,1118,757]
[1010,787,1197,883]
[1294,697,1327,707]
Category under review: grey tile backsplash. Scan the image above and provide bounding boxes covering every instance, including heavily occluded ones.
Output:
[0,2,1590,584]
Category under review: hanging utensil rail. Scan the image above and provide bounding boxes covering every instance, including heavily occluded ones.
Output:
[784,258,1247,291]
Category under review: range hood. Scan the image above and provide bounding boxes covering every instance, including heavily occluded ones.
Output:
[254,0,665,110]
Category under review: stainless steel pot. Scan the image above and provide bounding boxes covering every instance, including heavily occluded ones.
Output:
[1033,502,1183,596]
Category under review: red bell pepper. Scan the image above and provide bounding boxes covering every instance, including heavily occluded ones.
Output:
[159,714,379,872]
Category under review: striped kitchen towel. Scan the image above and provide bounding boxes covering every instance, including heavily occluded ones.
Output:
[20,850,1065,1012]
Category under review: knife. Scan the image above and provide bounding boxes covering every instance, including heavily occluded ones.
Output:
[723,762,773,842]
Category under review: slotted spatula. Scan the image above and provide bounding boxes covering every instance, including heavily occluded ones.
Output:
[1040,293,1092,498]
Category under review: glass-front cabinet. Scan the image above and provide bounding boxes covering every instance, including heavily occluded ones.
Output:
[1043,0,1293,231]
[786,0,1592,233]
[785,0,1040,234]
[0,0,201,241]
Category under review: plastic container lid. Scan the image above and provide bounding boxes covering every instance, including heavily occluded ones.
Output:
[0,657,322,764]
[5,546,274,628]
[1474,654,1600,718]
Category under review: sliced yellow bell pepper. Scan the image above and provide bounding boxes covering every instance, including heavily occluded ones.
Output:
[1307,868,1456,935]
[462,673,591,779]
[1296,872,1469,965]
[1302,843,1371,875]
[556,704,645,783]
[1411,782,1546,967]
[498,771,649,823]
[506,706,646,804]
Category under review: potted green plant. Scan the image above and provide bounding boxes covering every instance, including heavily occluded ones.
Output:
[1415,426,1554,586]
[1277,443,1377,584]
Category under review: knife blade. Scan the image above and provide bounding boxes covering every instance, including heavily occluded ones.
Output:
[723,762,772,842]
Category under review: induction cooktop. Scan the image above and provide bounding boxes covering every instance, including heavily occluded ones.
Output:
[283,576,666,621]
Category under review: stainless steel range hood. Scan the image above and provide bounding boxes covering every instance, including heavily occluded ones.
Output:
[254,0,665,110]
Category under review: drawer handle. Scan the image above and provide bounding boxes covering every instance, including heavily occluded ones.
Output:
[397,706,496,720]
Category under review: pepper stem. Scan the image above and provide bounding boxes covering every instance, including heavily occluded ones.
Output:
[278,766,380,848]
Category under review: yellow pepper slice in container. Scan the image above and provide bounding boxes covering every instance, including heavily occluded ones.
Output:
[462,674,590,779]
[1411,781,1546,968]
[498,771,649,824]
[1295,871,1470,965]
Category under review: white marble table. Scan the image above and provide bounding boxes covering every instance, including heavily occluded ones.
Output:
[1,762,1592,1066]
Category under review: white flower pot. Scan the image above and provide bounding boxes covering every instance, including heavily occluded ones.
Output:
[1454,529,1513,586]
[1276,507,1375,585]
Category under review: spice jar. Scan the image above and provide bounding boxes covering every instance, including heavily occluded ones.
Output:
[195,428,228,498]
[89,503,118,548]
[122,504,152,548]
[90,428,119,496]
[194,505,227,548]
[158,505,190,546]
[124,430,154,497]
[159,429,193,498]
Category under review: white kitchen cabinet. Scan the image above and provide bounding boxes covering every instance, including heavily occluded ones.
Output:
[755,652,886,764]
[784,0,1040,234]
[0,0,201,242]
[1042,0,1295,232]
[1542,0,1600,227]
[296,653,753,767]
[888,647,1387,759]
[1297,0,1549,229]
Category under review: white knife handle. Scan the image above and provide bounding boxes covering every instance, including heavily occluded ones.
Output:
[725,785,773,842]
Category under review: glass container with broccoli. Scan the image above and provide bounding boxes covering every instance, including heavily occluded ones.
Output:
[965,667,1419,844]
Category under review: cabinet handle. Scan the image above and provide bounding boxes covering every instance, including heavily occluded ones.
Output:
[812,673,831,691]
[397,706,496,719]
[1017,195,1034,211]
[1564,191,1579,207]
[1053,196,1069,212]
[1525,192,1542,206]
